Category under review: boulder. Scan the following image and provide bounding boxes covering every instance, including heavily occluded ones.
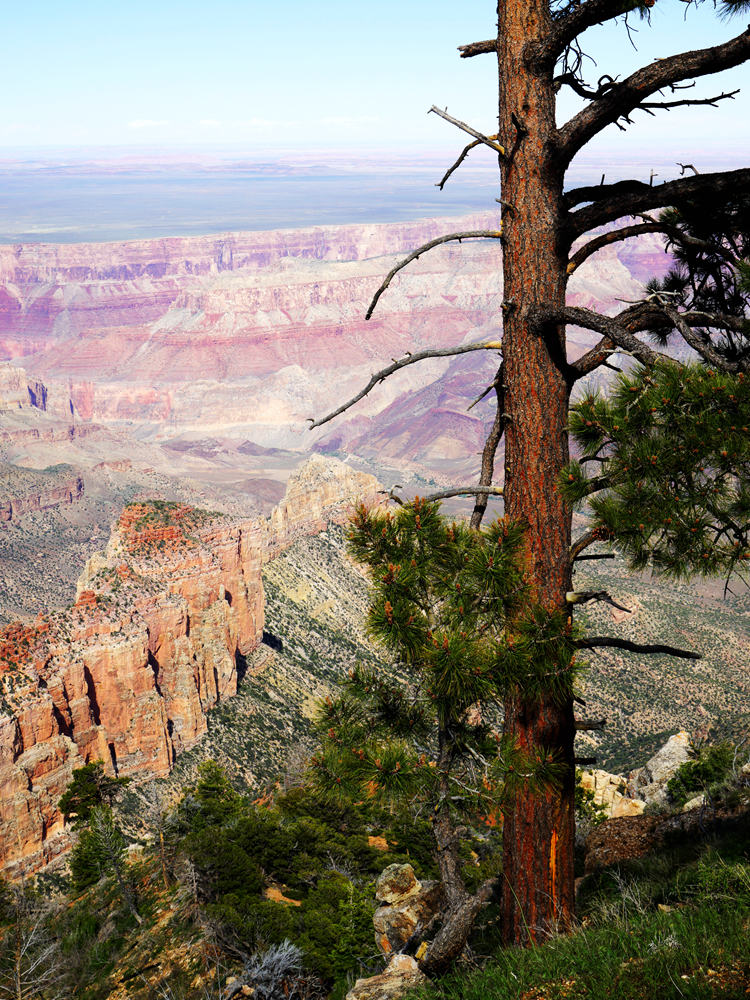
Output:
[345,954,428,1000]
[627,732,692,806]
[372,864,443,957]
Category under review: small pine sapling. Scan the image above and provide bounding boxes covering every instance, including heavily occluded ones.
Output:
[312,499,579,974]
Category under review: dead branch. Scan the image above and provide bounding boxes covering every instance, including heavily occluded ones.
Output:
[638,89,739,115]
[577,636,701,660]
[566,589,632,613]
[575,552,615,562]
[436,138,488,190]
[467,375,501,412]
[677,162,699,176]
[428,106,506,156]
[566,168,750,241]
[570,528,609,562]
[558,27,750,162]
[575,756,598,766]
[388,485,505,505]
[308,340,502,429]
[567,222,666,274]
[471,364,506,530]
[534,304,671,369]
[457,40,496,59]
[547,1,646,62]
[366,230,503,320]
[575,719,607,731]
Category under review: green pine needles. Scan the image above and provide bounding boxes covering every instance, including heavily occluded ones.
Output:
[312,498,576,842]
[563,362,750,581]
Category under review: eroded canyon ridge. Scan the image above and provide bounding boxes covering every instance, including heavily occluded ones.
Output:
[0,456,379,877]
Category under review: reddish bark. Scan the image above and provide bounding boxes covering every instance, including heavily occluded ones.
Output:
[496,0,576,943]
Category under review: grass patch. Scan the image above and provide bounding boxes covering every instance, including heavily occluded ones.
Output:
[414,824,749,1000]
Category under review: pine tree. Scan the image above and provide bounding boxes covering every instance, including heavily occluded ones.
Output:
[313,500,575,973]
[311,0,750,946]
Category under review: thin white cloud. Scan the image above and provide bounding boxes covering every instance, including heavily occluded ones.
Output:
[198,119,222,127]
[127,119,169,130]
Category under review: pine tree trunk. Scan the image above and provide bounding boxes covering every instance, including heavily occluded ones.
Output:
[497,0,576,943]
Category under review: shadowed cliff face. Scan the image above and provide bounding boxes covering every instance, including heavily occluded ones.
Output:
[0,456,380,878]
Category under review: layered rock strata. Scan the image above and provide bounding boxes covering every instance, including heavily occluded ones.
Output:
[0,457,379,877]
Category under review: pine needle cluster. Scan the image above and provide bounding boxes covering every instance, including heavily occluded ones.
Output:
[563,362,750,580]
[311,500,574,824]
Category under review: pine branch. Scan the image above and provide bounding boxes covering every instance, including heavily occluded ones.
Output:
[307,341,502,429]
[365,230,504,320]
[558,27,750,162]
[566,168,750,239]
[577,636,701,659]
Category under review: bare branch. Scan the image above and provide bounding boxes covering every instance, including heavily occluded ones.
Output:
[471,365,506,530]
[546,1,645,62]
[458,40,496,59]
[575,552,616,562]
[535,303,671,369]
[428,106,506,155]
[308,341,502,429]
[638,88,739,114]
[566,589,632,613]
[567,221,666,274]
[436,137,495,190]
[389,485,505,505]
[366,230,503,320]
[570,528,609,562]
[558,27,750,162]
[567,168,750,241]
[578,636,701,660]
[575,718,607,731]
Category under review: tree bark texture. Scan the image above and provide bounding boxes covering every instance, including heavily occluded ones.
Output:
[497,0,576,943]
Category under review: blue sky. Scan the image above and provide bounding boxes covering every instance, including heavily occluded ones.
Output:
[2,0,749,160]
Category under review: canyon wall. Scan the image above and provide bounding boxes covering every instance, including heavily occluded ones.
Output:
[0,215,670,472]
[0,456,379,878]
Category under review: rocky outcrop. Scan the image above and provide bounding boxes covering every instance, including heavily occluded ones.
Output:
[0,456,379,878]
[0,363,47,412]
[626,731,692,806]
[579,768,645,819]
[372,864,443,958]
[346,955,428,1000]
[0,467,84,523]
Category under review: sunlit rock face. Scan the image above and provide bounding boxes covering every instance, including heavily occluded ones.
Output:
[0,215,670,475]
[0,457,379,879]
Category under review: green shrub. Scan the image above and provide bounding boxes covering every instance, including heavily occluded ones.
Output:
[667,743,734,807]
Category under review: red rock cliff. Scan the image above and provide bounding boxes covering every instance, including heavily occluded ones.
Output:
[0,456,379,877]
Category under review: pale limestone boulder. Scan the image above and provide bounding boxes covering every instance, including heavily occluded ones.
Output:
[345,955,428,1000]
[375,864,421,904]
[682,793,706,812]
[579,768,644,818]
[627,732,692,805]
